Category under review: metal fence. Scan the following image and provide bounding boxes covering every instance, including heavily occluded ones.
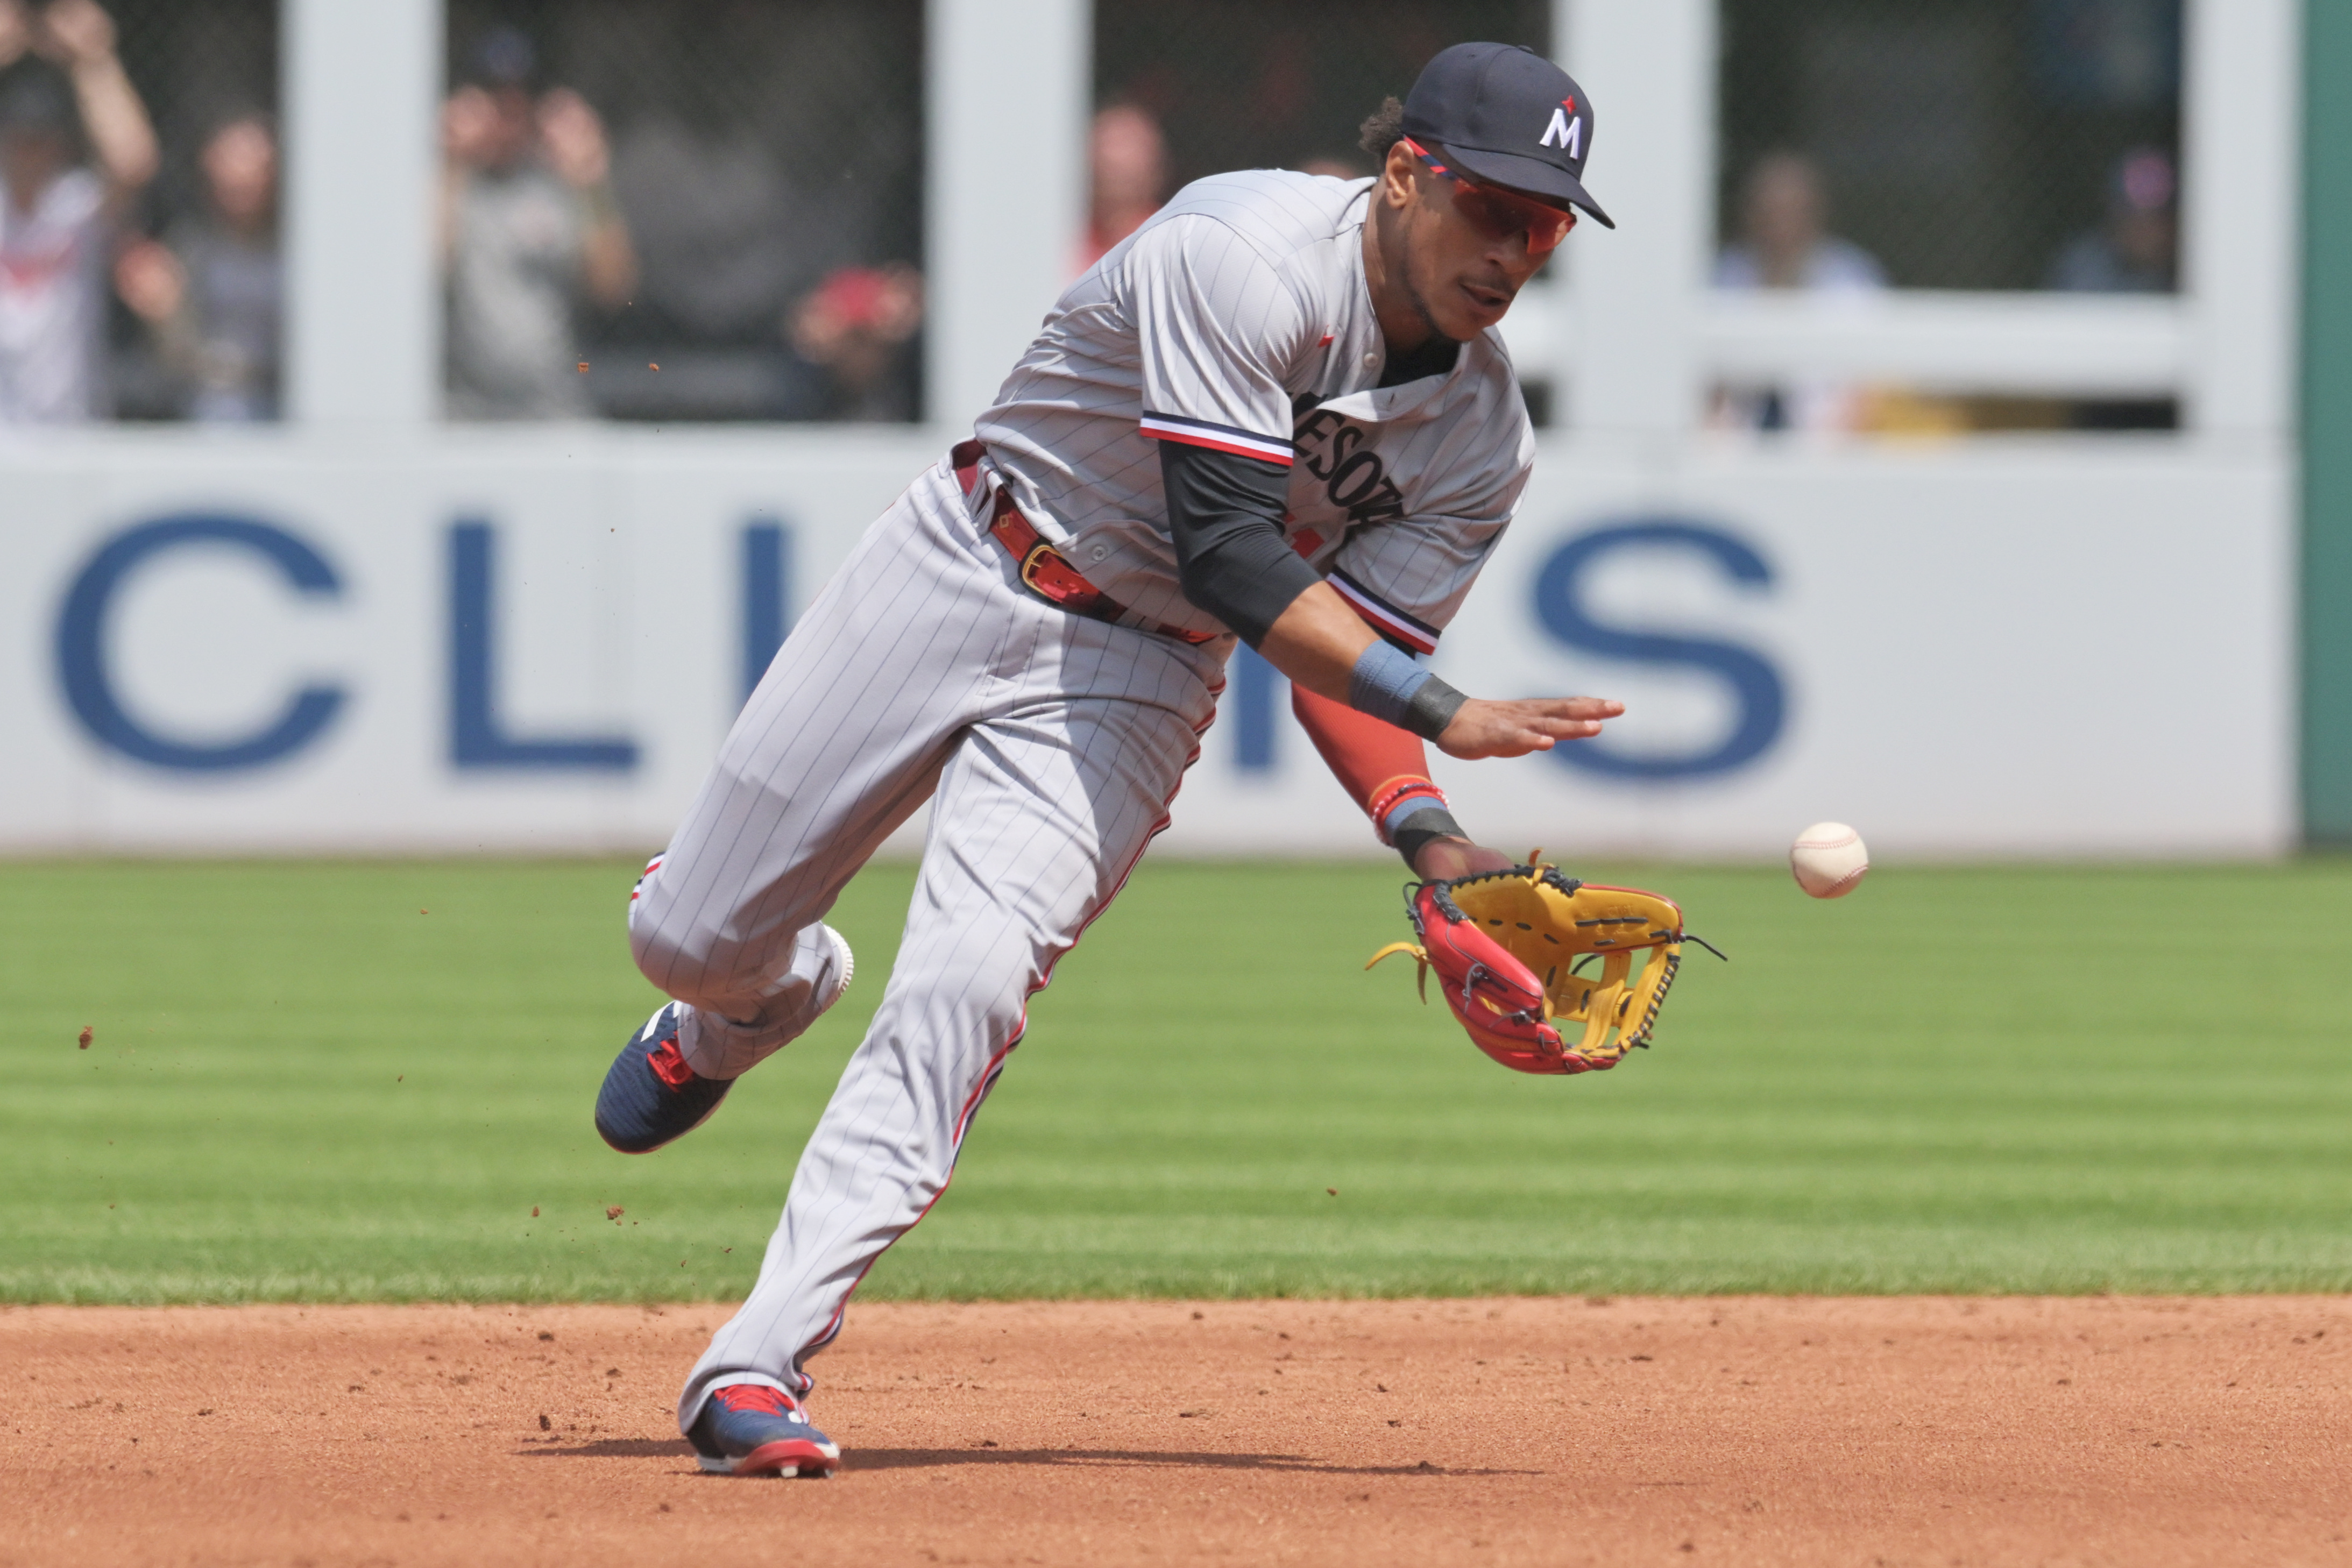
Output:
[1717,0,2183,294]
[444,0,924,423]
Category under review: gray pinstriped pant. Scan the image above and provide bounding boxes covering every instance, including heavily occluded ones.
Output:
[626,454,1228,1431]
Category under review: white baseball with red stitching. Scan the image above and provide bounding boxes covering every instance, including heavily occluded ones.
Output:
[1790,821,1869,899]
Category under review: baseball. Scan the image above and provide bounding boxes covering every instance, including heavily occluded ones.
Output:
[1790,822,1868,899]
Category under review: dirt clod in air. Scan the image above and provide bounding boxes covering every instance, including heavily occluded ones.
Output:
[606,1207,624,1222]
[77,1026,93,1049]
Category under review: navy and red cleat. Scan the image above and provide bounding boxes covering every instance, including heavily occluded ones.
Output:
[594,1004,732,1154]
[688,1383,842,1477]
[596,929,853,1154]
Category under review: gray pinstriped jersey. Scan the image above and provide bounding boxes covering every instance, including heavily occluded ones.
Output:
[973,168,1536,652]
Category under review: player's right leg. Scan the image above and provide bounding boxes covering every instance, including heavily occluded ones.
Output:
[598,456,1005,1153]
[674,611,1227,1450]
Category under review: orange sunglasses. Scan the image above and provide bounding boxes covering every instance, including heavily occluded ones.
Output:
[1401,136,1577,258]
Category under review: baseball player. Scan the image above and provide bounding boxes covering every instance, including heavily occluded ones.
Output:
[596,42,1619,1478]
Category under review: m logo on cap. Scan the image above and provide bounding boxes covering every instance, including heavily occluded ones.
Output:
[1539,97,1582,158]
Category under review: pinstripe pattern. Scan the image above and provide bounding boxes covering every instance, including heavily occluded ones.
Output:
[632,458,1227,1428]
[974,168,1534,644]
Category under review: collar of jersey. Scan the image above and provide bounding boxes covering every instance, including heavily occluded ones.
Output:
[1317,332,1482,424]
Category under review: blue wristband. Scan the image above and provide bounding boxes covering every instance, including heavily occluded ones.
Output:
[1348,641,1467,741]
[1382,791,1444,840]
[1347,639,1428,726]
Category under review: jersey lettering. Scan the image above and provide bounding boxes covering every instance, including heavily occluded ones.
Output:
[1294,408,1410,528]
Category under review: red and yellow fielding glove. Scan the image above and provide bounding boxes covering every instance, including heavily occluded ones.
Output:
[1368,863,1692,1076]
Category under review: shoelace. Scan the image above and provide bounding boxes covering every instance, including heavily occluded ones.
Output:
[646,1036,698,1090]
[710,1385,799,1418]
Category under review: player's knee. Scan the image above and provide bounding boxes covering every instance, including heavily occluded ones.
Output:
[628,917,678,989]
[628,900,770,1010]
[626,878,702,992]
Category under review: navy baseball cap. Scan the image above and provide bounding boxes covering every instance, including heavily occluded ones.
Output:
[1402,42,1613,229]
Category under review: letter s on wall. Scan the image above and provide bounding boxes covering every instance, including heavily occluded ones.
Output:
[54,514,347,771]
[1531,519,1787,781]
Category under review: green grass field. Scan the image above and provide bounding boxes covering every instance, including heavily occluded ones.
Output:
[3,856,2348,1304]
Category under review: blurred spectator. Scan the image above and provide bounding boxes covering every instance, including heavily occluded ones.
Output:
[609,109,792,350]
[2046,147,2176,293]
[781,262,922,423]
[0,0,155,423]
[440,27,636,420]
[112,111,279,421]
[1079,103,1166,271]
[1714,150,1886,294]
[2046,147,2179,430]
[1711,151,1886,434]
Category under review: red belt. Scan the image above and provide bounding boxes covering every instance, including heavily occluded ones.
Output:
[951,440,1216,645]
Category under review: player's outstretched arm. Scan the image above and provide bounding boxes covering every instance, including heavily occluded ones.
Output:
[1290,684,1560,877]
[1152,442,1619,759]
[1258,580,1620,760]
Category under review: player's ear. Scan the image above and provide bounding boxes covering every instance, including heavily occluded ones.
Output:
[1380,140,1419,212]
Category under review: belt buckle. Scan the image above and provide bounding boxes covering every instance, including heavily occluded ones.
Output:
[1019,540,1068,598]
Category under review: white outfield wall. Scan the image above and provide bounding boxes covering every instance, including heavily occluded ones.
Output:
[0,430,2292,860]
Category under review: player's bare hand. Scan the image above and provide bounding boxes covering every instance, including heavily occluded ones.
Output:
[1409,838,1517,882]
[1435,696,1621,760]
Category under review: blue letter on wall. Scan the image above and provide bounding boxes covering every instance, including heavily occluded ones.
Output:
[54,514,347,771]
[741,518,793,705]
[1230,644,1281,772]
[448,521,640,770]
[1532,520,1787,780]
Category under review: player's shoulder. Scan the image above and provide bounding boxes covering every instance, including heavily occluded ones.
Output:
[1142,169,1372,268]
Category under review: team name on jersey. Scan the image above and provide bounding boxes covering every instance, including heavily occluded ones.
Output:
[1291,407,1408,529]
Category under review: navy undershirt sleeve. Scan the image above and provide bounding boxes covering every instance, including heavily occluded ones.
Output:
[1158,440,1322,648]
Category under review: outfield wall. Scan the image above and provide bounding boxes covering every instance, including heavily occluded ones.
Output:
[0,431,2290,860]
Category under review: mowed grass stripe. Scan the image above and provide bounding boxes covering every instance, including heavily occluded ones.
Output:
[2,857,2346,1302]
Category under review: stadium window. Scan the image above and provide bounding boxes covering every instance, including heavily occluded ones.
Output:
[440,1,924,425]
[0,0,281,427]
[1711,0,2183,436]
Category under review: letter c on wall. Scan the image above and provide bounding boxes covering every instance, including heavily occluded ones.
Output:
[54,514,347,771]
[1532,519,1787,780]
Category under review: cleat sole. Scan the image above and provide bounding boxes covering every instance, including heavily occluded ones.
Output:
[701,1437,841,1477]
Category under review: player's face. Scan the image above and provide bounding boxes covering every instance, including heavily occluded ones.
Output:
[1384,141,1566,340]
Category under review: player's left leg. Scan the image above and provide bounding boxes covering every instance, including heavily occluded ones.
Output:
[675,622,1224,1458]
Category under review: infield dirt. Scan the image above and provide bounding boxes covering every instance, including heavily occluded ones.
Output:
[7,1296,2347,1567]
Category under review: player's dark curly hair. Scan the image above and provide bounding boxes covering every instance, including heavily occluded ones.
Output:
[1358,96,1406,161]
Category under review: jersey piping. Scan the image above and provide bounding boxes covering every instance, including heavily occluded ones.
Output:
[1138,410,1297,465]
[1328,567,1441,655]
